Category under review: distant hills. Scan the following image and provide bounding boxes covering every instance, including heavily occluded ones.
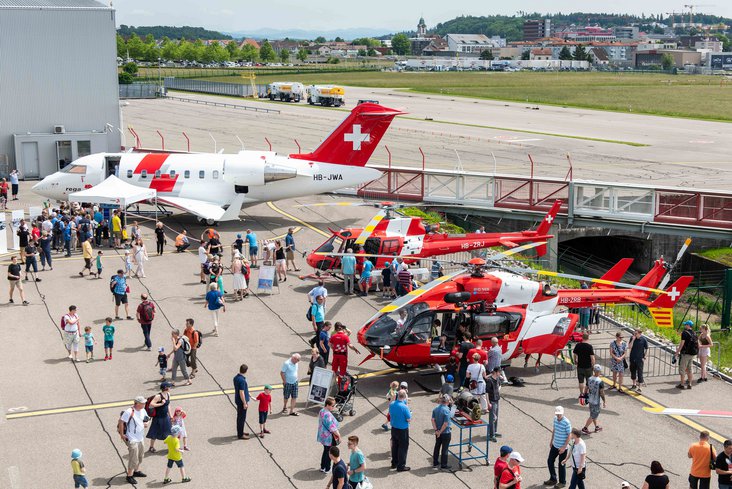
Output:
[224,27,392,41]
[117,25,232,40]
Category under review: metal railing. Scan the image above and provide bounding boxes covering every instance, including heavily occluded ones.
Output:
[164,77,267,98]
[164,95,280,114]
[346,165,732,231]
[119,83,160,99]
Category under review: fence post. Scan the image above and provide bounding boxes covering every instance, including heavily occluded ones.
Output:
[722,269,732,328]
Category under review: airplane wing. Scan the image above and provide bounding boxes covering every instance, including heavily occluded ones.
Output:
[157,196,226,222]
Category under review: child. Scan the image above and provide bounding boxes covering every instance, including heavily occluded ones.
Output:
[172,407,189,451]
[70,448,88,488]
[83,326,96,363]
[157,347,168,380]
[256,385,273,437]
[121,225,129,248]
[102,317,115,361]
[95,250,103,279]
[163,425,190,484]
[124,250,133,277]
[381,381,399,431]
[381,261,393,298]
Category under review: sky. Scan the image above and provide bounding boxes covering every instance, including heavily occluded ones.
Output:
[113,0,732,34]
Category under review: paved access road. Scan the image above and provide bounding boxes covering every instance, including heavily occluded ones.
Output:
[123,87,732,188]
[1,184,730,488]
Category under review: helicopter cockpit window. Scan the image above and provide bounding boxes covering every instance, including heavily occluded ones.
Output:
[315,235,343,254]
[362,302,430,347]
[402,311,435,345]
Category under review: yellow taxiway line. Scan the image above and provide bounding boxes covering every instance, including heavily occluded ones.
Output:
[267,201,330,238]
[5,367,398,420]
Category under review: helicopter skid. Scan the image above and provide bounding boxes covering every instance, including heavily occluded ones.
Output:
[298,270,343,281]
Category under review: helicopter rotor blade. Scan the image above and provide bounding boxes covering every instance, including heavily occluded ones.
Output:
[379,268,466,314]
[658,237,691,290]
[515,268,666,295]
[485,241,547,262]
[354,209,388,246]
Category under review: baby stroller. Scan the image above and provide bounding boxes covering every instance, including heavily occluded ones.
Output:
[333,373,357,422]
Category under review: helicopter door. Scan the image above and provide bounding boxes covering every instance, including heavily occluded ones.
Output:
[363,237,381,265]
[430,311,461,354]
[400,312,434,345]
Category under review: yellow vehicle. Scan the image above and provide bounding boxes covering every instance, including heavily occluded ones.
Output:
[306,85,345,107]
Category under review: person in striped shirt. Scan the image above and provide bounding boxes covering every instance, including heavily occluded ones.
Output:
[545,405,572,487]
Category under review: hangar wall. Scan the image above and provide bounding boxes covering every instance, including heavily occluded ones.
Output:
[0,1,121,179]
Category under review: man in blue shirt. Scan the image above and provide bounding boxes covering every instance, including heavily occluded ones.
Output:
[318,322,331,366]
[280,353,301,415]
[431,394,452,470]
[285,227,300,271]
[546,405,571,486]
[234,364,250,440]
[110,269,131,320]
[62,220,72,257]
[389,390,412,471]
[341,249,356,295]
[245,229,258,267]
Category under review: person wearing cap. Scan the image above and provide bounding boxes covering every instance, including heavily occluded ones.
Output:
[675,320,697,390]
[581,365,606,435]
[440,374,455,398]
[70,449,88,488]
[163,424,191,484]
[342,248,357,295]
[389,389,412,472]
[621,481,631,488]
[546,406,571,487]
[499,451,524,489]
[431,393,452,470]
[118,396,151,485]
[715,440,732,489]
[642,460,669,489]
[562,428,587,489]
[494,446,513,488]
[487,366,502,441]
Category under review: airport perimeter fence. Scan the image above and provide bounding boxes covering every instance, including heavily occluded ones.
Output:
[164,95,280,114]
[164,77,268,98]
[119,83,160,99]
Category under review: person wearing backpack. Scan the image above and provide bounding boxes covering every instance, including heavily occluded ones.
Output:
[168,329,192,386]
[136,294,156,351]
[146,382,173,454]
[118,395,151,485]
[183,319,201,378]
[675,320,698,390]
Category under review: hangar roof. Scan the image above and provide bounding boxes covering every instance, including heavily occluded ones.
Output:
[0,0,109,8]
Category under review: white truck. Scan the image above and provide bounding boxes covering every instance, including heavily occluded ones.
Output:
[267,82,305,102]
[306,85,345,107]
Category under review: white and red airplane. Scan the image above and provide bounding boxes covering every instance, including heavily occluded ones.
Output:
[32,103,403,223]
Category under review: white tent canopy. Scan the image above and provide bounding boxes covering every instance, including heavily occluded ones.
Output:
[69,175,156,207]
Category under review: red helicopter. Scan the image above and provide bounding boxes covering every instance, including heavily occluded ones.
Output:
[298,200,562,277]
[353,244,693,369]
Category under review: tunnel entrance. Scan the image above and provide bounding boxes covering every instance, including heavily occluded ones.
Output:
[558,235,650,281]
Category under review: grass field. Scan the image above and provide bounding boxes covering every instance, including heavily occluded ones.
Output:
[203,71,732,121]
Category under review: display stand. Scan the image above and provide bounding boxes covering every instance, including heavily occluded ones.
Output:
[447,415,490,467]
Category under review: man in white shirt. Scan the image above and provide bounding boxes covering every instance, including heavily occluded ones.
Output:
[118,396,151,485]
[308,280,328,308]
[198,244,208,284]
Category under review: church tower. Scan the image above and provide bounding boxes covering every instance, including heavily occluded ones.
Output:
[417,16,427,37]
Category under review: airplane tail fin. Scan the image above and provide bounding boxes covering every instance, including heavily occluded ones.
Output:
[290,103,405,167]
[534,200,562,257]
[648,276,693,328]
[593,258,634,289]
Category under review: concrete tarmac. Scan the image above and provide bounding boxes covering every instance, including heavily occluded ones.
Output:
[122,87,732,188]
[1,184,731,488]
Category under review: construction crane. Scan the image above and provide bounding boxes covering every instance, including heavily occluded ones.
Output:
[683,4,714,24]
[240,72,257,98]
[665,11,679,25]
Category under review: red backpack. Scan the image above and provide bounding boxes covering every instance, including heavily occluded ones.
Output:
[140,302,155,323]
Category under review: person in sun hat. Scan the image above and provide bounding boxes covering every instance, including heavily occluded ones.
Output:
[70,449,88,488]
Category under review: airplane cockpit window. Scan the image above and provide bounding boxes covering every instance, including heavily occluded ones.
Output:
[315,235,343,254]
[60,164,87,175]
[126,170,133,178]
[362,302,430,347]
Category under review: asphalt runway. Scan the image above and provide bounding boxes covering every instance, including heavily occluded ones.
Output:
[122,87,732,188]
[1,183,731,488]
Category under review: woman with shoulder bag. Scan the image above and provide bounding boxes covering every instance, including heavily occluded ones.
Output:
[562,428,587,489]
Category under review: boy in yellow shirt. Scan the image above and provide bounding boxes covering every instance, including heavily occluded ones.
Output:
[71,449,88,488]
[163,425,191,484]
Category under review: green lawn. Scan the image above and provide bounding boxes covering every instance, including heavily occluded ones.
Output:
[202,71,732,121]
[698,247,732,267]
